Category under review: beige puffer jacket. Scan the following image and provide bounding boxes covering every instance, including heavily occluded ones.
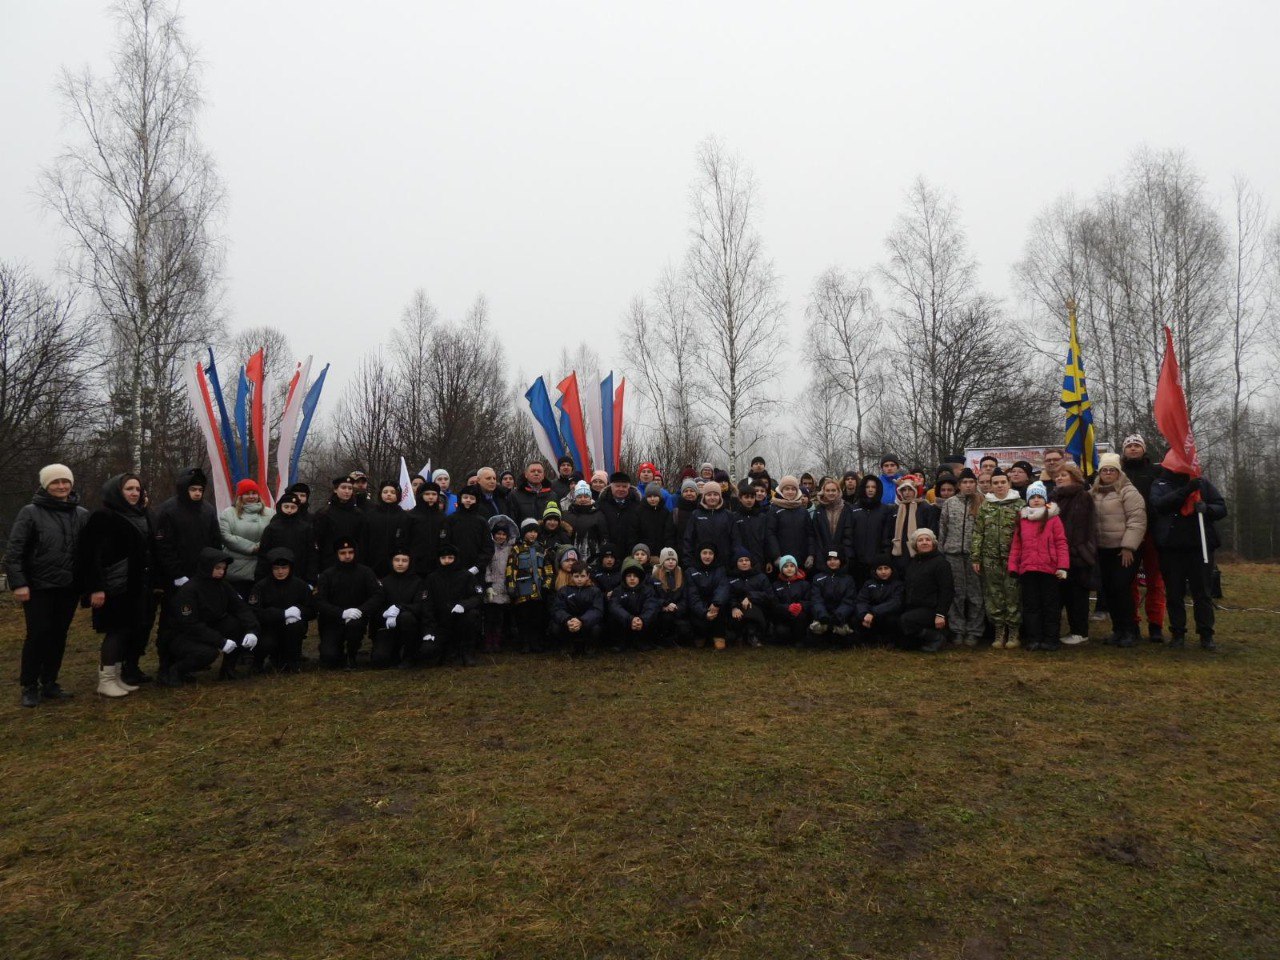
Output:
[1090,473,1146,550]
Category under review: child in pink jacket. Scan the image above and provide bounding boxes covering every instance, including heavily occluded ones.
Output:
[1008,481,1069,651]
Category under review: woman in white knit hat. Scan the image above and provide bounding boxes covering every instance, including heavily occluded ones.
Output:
[4,464,89,708]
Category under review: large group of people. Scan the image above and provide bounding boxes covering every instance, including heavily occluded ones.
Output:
[4,436,1228,708]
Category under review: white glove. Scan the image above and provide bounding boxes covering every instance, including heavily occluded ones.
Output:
[284,605,301,620]
[467,566,479,575]
[385,616,398,629]
[284,614,301,626]
[342,607,363,622]
[221,638,237,655]
[174,577,189,587]
[241,633,258,650]
[383,604,400,618]
[422,633,436,644]
[451,604,464,614]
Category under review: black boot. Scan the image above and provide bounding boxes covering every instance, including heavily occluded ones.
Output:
[1199,634,1217,651]
[40,682,74,701]
[20,685,40,708]
[1168,633,1186,649]
[920,630,944,653]
[1147,624,1164,644]
[1117,633,1136,648]
[155,666,185,688]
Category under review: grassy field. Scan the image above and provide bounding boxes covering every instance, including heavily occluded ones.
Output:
[2,565,1278,960]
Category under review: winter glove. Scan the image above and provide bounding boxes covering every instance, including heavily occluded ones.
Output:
[1195,501,1208,514]
[342,607,363,622]
[284,614,301,626]
[221,639,238,655]
[382,604,400,618]
[241,633,258,650]
[385,617,398,630]
[422,633,436,645]
[788,602,803,618]
[284,605,302,620]
[174,577,189,587]
[468,566,480,576]
[451,604,464,614]
[1055,569,1068,580]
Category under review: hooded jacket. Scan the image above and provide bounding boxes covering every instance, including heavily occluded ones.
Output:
[726,564,773,611]
[485,515,517,600]
[551,581,605,630]
[75,474,150,628]
[767,496,815,566]
[153,467,221,583]
[849,477,893,566]
[770,569,810,615]
[971,490,1024,567]
[173,547,258,648]
[248,548,318,626]
[683,500,735,568]
[314,494,368,570]
[608,562,662,626]
[855,572,904,620]
[364,499,416,577]
[411,489,445,573]
[256,508,319,583]
[424,563,484,621]
[686,555,730,617]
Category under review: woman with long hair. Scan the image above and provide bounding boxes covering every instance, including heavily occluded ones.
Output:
[219,479,275,597]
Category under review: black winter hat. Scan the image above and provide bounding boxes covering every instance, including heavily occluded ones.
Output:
[1010,459,1035,477]
[873,553,894,569]
[379,479,400,494]
[557,455,575,468]
[333,537,357,553]
[332,475,353,488]
[277,492,300,507]
[268,548,295,567]
[460,483,483,499]
[438,542,459,558]
[421,481,441,494]
[609,471,631,485]
[288,482,311,496]
[880,454,900,467]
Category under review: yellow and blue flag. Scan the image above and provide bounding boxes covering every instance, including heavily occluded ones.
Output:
[1061,305,1099,476]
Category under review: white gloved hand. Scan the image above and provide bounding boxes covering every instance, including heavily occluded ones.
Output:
[241,633,258,650]
[284,605,301,620]
[422,633,436,644]
[284,614,301,625]
[468,566,479,576]
[221,638,237,655]
[174,577,189,587]
[451,604,464,614]
[342,607,363,622]
[383,604,400,618]
[385,616,397,629]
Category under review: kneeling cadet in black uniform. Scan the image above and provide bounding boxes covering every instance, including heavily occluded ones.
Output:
[315,538,381,668]
[247,547,316,672]
[161,547,258,685]
[424,542,484,666]
[607,557,661,651]
[549,561,604,655]
[855,554,904,646]
[371,548,433,668]
[726,548,771,647]
[809,550,858,644]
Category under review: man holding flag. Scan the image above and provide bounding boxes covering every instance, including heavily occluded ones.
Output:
[1148,327,1228,651]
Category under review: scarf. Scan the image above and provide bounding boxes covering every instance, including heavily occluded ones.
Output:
[891,501,919,557]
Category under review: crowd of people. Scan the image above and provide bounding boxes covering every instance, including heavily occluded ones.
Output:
[4,436,1228,708]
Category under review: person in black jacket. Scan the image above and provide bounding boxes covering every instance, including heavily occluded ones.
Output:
[855,556,904,646]
[812,478,855,568]
[509,461,555,524]
[152,466,221,673]
[686,544,731,649]
[369,549,433,667]
[286,482,313,517]
[597,472,643,555]
[5,463,90,707]
[255,492,318,585]
[314,537,381,668]
[767,476,815,572]
[607,558,661,651]
[161,547,259,685]
[442,485,494,576]
[731,483,771,571]
[1149,467,1228,649]
[314,477,368,571]
[848,475,892,585]
[474,467,512,521]
[726,549,771,647]
[424,543,484,666]
[769,555,811,647]
[411,482,446,574]
[809,551,858,643]
[76,473,152,697]
[364,480,416,577]
[635,482,677,556]
[898,530,954,652]
[247,547,316,673]
[549,562,605,656]
[1120,434,1166,642]
[564,481,605,563]
[683,485,735,569]
[651,548,690,646]
[886,475,941,574]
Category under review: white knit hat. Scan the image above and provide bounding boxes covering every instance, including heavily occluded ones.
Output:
[39,464,73,488]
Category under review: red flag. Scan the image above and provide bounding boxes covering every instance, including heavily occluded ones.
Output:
[1153,326,1200,515]
[245,349,272,505]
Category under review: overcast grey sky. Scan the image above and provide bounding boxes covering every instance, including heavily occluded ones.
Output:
[3,1,1278,403]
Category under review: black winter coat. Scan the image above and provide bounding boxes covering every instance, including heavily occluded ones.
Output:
[75,475,152,630]
[474,490,512,521]
[565,504,606,563]
[365,502,416,577]
[727,570,772,611]
[255,513,318,583]
[811,502,854,563]
[5,489,88,592]
[652,572,688,614]
[686,563,730,617]
[608,580,661,626]
[673,498,701,557]
[508,482,555,524]
[766,504,814,565]
[855,577,904,619]
[172,547,258,648]
[411,497,445,573]
[1122,455,1159,514]
[314,497,368,569]
[597,495,643,554]
[442,502,494,572]
[248,572,317,627]
[902,550,954,617]
[885,501,941,559]
[849,500,893,566]
[770,576,811,617]
[731,506,770,567]
[152,468,221,583]
[551,584,605,629]
[810,570,857,622]
[423,565,484,620]
[373,571,432,628]
[683,506,735,568]
[314,559,381,623]
[1149,471,1227,552]
[635,501,677,555]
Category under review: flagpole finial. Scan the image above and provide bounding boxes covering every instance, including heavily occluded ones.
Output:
[1065,297,1077,314]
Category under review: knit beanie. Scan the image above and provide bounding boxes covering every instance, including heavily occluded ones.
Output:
[1025,481,1048,502]
[1123,434,1146,450]
[633,543,650,556]
[236,479,261,498]
[681,478,699,494]
[39,463,73,488]
[777,554,798,570]
[658,547,678,564]
[431,469,450,482]
[779,475,801,492]
[913,528,937,544]
[1098,452,1123,472]
[573,480,592,499]
[542,501,562,519]
[645,482,665,499]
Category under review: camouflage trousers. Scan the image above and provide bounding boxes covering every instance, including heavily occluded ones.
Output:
[946,554,986,637]
[981,564,1020,628]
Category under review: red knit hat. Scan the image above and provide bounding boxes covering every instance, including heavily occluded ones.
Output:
[236,479,261,498]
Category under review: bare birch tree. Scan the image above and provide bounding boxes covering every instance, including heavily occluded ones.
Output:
[41,0,224,475]
[685,139,784,478]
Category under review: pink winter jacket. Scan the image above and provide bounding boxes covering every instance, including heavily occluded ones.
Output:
[1007,504,1069,576]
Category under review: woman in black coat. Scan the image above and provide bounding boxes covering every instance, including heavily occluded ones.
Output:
[76,473,153,697]
[255,492,318,584]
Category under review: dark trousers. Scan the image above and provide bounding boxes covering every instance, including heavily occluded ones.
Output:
[513,601,547,651]
[438,610,481,662]
[771,614,808,646]
[1159,549,1216,639]
[552,621,600,653]
[1019,572,1061,644]
[156,586,180,670]
[257,621,309,668]
[728,605,766,642]
[896,607,940,649]
[19,587,78,688]
[692,610,726,645]
[371,613,421,667]
[1097,548,1138,637]
[857,613,899,646]
[171,614,245,676]
[482,603,513,650]
[1059,565,1092,637]
[653,608,690,646]
[319,617,366,666]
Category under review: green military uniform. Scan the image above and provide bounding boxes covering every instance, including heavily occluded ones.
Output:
[970,492,1025,629]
